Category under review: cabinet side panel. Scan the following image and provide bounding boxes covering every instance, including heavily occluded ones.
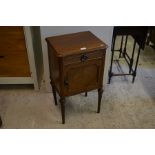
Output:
[48,45,60,93]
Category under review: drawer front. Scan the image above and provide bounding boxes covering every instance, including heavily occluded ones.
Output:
[0,26,31,77]
[63,50,105,65]
[63,58,104,96]
[0,51,31,77]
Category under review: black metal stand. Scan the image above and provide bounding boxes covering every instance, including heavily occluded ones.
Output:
[108,35,141,84]
[108,26,148,84]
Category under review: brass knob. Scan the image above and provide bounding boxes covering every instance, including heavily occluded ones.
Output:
[81,54,88,62]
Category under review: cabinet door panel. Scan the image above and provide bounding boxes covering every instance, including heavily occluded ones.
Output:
[63,59,103,95]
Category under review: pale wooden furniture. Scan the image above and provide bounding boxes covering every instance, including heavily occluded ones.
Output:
[0,26,43,90]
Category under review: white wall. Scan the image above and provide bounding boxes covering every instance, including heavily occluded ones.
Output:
[30,27,43,88]
[40,26,113,92]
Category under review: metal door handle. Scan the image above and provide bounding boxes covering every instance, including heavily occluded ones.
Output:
[64,79,69,86]
[0,56,4,58]
[81,54,88,62]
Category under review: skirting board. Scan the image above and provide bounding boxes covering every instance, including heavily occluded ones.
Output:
[0,77,33,84]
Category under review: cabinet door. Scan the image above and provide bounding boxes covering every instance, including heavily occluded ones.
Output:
[63,59,104,96]
[0,26,30,77]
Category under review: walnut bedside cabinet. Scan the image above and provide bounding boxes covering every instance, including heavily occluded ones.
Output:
[46,31,107,124]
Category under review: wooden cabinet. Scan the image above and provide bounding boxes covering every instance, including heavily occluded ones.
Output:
[46,31,107,124]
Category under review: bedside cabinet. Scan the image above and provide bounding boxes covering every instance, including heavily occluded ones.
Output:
[46,31,107,124]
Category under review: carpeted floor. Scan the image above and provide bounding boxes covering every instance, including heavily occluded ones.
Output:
[0,36,155,128]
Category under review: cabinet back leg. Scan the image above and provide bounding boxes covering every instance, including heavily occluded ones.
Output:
[97,88,103,113]
[51,83,58,105]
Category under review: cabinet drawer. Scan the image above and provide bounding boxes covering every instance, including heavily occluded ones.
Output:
[0,51,31,77]
[63,50,105,65]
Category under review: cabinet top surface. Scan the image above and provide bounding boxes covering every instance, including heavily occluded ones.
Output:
[46,31,107,57]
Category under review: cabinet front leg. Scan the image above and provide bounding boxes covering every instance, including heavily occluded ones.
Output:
[97,88,103,113]
[51,82,58,105]
[60,97,65,124]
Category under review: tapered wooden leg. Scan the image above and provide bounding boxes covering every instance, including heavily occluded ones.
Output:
[0,116,2,128]
[60,97,65,124]
[85,92,87,97]
[51,83,57,106]
[97,88,103,113]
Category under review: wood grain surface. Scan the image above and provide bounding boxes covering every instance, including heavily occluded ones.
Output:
[0,26,30,77]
